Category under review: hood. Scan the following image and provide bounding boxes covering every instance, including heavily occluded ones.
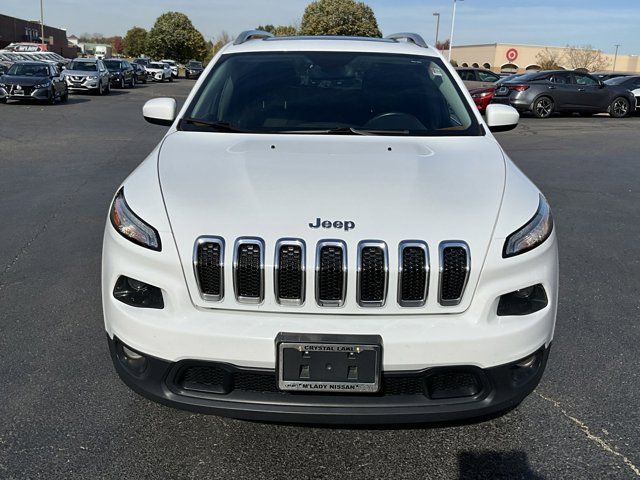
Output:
[158,132,506,314]
[0,75,48,86]
[63,69,97,77]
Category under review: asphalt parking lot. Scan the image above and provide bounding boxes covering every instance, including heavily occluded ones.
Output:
[0,80,639,479]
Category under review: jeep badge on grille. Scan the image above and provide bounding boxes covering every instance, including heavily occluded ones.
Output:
[309,218,355,231]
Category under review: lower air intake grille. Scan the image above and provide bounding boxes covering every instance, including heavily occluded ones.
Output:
[399,242,428,307]
[234,239,264,303]
[357,242,388,307]
[439,242,470,306]
[316,241,346,306]
[275,241,305,305]
[195,238,224,301]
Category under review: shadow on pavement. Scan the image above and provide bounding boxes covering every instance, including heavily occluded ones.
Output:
[458,451,545,479]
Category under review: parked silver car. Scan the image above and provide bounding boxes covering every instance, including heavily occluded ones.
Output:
[62,58,111,95]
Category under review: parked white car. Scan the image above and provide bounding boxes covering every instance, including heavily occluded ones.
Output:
[161,59,179,78]
[145,62,172,82]
[103,31,558,424]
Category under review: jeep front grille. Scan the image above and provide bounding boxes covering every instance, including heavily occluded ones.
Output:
[233,238,264,304]
[315,241,347,307]
[274,239,305,306]
[398,241,429,307]
[357,241,388,307]
[438,242,470,306]
[193,237,224,301]
[193,238,471,308]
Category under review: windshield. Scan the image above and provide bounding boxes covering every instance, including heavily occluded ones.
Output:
[183,52,479,136]
[104,60,123,69]
[7,63,49,76]
[149,63,164,69]
[68,61,97,71]
[188,61,203,68]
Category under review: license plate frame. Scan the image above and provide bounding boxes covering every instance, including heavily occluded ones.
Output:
[276,333,382,393]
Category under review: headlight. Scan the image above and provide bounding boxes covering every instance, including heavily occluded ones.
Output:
[88,75,98,80]
[503,194,553,258]
[110,189,161,251]
[33,82,51,89]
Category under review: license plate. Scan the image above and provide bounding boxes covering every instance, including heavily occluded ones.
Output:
[13,91,24,96]
[277,333,382,393]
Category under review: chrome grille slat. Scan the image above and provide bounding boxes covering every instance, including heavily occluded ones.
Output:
[315,240,347,307]
[274,239,306,306]
[357,241,388,307]
[438,241,470,306]
[233,238,265,304]
[193,237,225,301]
[398,241,429,307]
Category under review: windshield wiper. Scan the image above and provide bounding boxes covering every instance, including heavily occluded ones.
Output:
[180,118,247,133]
[279,127,411,136]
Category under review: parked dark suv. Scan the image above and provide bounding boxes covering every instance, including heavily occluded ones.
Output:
[184,60,204,79]
[131,63,148,84]
[104,59,135,88]
[492,70,635,118]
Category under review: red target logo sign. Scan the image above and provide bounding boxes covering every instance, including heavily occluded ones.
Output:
[506,48,518,62]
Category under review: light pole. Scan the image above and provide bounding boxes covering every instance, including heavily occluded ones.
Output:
[433,12,441,47]
[448,0,463,61]
[40,0,45,48]
[613,44,620,72]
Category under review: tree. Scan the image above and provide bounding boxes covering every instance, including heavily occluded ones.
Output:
[204,31,232,64]
[122,27,148,58]
[435,39,450,51]
[299,0,381,37]
[536,47,563,70]
[146,12,208,63]
[111,36,123,55]
[257,24,298,36]
[564,45,609,72]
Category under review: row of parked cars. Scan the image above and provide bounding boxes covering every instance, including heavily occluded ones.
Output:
[0,55,205,104]
[458,67,640,118]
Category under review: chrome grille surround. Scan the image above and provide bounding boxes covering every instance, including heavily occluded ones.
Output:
[274,238,306,306]
[192,236,225,302]
[356,240,389,307]
[397,240,429,307]
[315,240,348,307]
[438,241,471,306]
[233,237,265,304]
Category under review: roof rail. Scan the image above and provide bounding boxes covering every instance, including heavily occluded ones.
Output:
[385,33,428,49]
[234,30,274,45]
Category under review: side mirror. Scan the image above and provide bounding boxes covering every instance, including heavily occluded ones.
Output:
[485,104,519,133]
[143,97,177,126]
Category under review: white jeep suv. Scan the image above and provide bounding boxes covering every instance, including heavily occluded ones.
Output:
[102,31,558,424]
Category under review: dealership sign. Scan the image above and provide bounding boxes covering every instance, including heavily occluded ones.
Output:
[506,48,518,62]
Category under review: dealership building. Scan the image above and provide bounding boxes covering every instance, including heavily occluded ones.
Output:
[0,13,77,57]
[449,43,640,74]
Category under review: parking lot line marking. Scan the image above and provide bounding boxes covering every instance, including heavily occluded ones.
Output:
[536,392,640,477]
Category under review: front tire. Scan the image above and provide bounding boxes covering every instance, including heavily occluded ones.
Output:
[609,97,631,118]
[169,75,173,83]
[49,88,57,104]
[532,96,554,118]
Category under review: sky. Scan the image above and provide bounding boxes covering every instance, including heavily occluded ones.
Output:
[5,0,640,55]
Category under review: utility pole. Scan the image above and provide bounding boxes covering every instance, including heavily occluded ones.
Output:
[613,44,620,72]
[433,12,441,47]
[40,0,45,48]
[448,0,463,61]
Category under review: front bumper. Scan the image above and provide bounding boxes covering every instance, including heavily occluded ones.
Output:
[109,335,550,424]
[0,85,51,101]
[64,77,100,91]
